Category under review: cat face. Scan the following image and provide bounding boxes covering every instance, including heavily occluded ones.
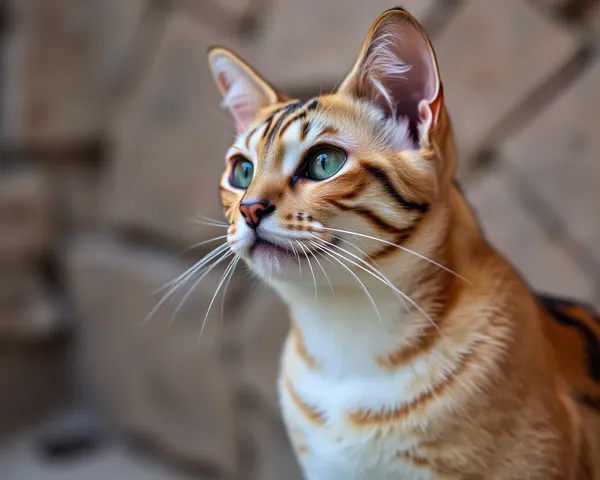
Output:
[208,8,453,287]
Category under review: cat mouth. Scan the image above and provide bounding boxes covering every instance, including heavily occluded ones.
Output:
[250,238,298,262]
[248,235,337,267]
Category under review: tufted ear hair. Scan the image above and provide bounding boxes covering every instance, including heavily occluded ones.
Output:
[339,8,443,147]
[208,47,289,133]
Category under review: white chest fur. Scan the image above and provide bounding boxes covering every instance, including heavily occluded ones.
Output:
[276,292,449,480]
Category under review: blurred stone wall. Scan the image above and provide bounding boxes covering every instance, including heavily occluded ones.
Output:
[1,0,599,478]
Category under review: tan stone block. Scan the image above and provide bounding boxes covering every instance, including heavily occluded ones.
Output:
[105,14,248,247]
[590,3,600,35]
[0,168,52,260]
[502,61,600,264]
[250,0,436,89]
[537,0,574,8]
[237,285,290,413]
[0,264,66,436]
[435,0,578,177]
[0,265,59,340]
[0,340,67,439]
[1,0,148,146]
[64,236,239,476]
[171,0,255,25]
[48,157,101,229]
[246,405,301,480]
[463,167,595,302]
[0,440,200,480]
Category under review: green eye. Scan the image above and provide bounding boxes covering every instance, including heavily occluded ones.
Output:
[306,147,346,181]
[231,157,254,189]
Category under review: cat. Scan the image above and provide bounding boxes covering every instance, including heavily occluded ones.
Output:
[207,7,600,479]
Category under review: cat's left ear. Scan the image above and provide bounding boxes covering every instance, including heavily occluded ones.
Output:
[339,8,443,143]
[208,47,287,134]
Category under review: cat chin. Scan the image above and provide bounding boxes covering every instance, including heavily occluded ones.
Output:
[245,239,303,278]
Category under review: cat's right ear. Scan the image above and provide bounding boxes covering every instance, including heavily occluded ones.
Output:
[208,47,287,134]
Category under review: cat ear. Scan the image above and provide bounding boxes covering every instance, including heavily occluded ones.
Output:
[208,47,287,134]
[339,8,442,144]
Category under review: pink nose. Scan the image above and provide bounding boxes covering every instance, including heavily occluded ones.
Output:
[239,202,275,229]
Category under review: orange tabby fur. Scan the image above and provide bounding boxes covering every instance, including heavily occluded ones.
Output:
[208,7,600,479]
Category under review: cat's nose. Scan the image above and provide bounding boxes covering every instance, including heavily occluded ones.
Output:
[239,201,275,229]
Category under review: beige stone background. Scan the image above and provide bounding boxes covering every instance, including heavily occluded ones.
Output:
[0,0,599,478]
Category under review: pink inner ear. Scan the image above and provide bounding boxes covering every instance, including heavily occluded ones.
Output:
[212,52,280,134]
[217,73,231,93]
[217,71,253,133]
[232,105,253,134]
[341,14,441,145]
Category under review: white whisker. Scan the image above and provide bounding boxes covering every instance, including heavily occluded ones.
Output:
[312,234,409,315]
[288,241,302,275]
[311,238,445,343]
[191,220,230,229]
[182,235,228,253]
[194,214,228,225]
[168,249,234,326]
[154,243,230,295]
[321,226,471,285]
[307,244,335,298]
[220,254,240,322]
[143,244,231,326]
[198,253,241,342]
[310,241,382,324]
[297,241,318,303]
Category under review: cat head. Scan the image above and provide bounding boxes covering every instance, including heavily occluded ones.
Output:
[207,8,455,293]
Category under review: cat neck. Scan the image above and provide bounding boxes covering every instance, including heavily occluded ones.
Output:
[272,187,486,380]
[280,286,430,378]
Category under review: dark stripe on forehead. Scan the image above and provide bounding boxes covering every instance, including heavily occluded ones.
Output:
[363,164,429,213]
[260,113,277,141]
[260,102,295,141]
[245,126,259,149]
[300,121,311,141]
[304,98,320,112]
[279,109,307,139]
[298,98,320,141]
[264,100,305,148]
[278,98,320,139]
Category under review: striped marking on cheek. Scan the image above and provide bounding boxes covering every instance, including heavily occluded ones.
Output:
[327,199,410,235]
[337,180,369,200]
[285,379,326,425]
[348,342,480,426]
[363,163,429,213]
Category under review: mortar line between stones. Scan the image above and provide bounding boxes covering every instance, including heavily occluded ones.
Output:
[509,173,600,285]
[527,0,600,24]
[283,0,462,100]
[524,0,567,23]
[469,41,594,174]
[421,0,465,38]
